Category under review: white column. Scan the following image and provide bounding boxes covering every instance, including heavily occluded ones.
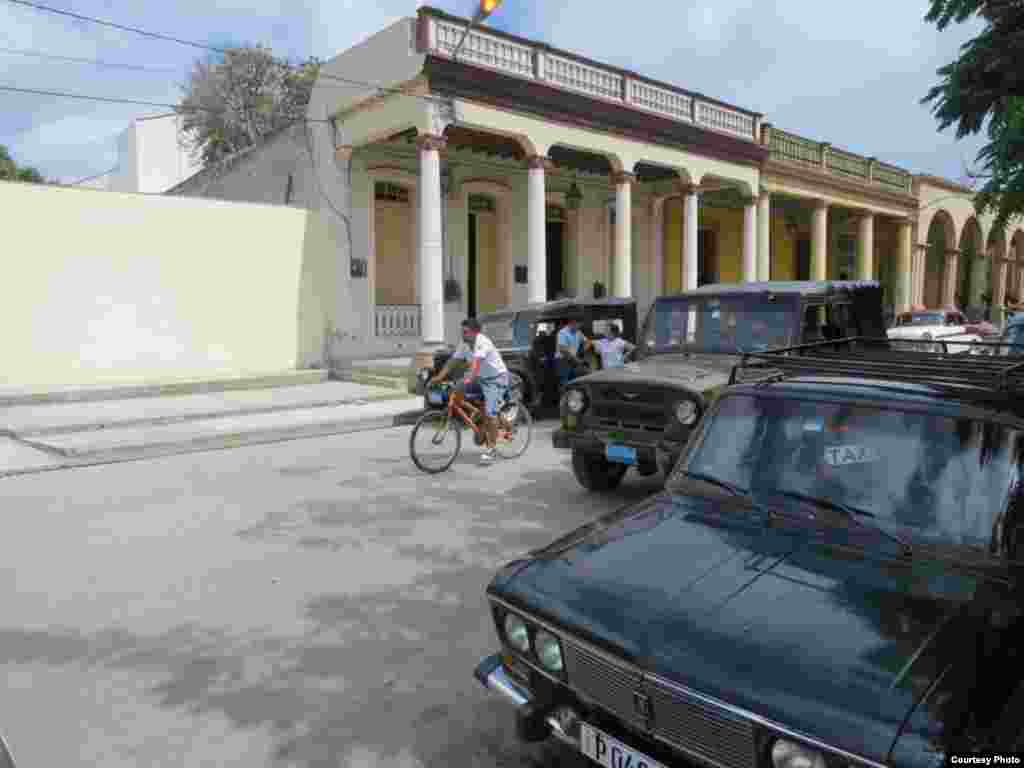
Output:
[944,250,960,307]
[417,134,445,344]
[651,198,665,297]
[757,189,771,281]
[742,195,757,282]
[811,200,829,281]
[897,219,913,312]
[684,185,699,290]
[613,172,634,297]
[527,155,548,303]
[857,212,874,281]
[993,258,1008,325]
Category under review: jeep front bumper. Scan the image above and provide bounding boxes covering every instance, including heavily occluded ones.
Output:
[553,429,681,473]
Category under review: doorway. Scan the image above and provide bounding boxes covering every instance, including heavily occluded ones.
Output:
[796,238,811,280]
[468,194,499,318]
[698,229,718,286]
[547,212,566,300]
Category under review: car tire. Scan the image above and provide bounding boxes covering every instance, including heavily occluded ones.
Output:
[571,448,628,492]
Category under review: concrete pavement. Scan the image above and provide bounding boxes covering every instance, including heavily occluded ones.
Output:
[0,422,663,768]
[0,380,425,477]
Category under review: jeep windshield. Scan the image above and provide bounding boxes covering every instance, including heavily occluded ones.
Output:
[642,295,799,355]
[671,393,1022,553]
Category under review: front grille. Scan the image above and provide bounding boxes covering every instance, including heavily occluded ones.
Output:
[586,385,671,430]
[564,641,757,768]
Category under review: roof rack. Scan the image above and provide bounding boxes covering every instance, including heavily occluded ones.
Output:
[729,336,1024,394]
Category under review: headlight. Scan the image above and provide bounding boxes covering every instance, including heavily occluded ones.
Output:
[771,739,827,768]
[504,614,530,653]
[565,389,586,413]
[535,630,564,673]
[675,400,698,425]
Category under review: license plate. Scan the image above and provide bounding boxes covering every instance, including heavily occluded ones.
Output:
[580,722,668,768]
[605,444,636,464]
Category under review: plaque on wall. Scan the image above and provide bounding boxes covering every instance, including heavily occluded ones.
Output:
[351,258,368,278]
[514,265,528,284]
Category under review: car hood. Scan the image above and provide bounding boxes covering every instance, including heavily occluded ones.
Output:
[491,491,987,764]
[887,326,974,340]
[578,353,735,394]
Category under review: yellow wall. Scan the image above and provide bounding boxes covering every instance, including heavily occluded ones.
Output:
[0,180,337,389]
[702,206,742,283]
[771,211,798,279]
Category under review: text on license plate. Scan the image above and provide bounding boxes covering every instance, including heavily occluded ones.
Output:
[580,723,667,768]
[605,443,636,464]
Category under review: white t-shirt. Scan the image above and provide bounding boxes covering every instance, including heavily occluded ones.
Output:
[453,333,508,378]
[594,337,634,368]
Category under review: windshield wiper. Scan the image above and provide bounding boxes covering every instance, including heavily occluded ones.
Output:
[765,489,913,558]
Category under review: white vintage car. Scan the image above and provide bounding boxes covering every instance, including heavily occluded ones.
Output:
[886,308,983,353]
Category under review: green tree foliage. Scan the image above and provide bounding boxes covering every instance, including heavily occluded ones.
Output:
[0,145,47,184]
[922,0,1024,228]
[178,46,320,167]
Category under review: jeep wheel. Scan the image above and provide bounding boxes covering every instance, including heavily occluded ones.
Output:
[571,449,628,492]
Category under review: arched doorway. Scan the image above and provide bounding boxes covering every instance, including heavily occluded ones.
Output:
[956,217,986,311]
[924,211,955,308]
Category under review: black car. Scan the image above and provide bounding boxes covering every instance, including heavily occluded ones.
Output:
[407,297,639,412]
[553,280,888,491]
[474,338,1024,766]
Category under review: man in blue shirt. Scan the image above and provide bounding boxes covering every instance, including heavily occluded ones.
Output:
[555,318,591,390]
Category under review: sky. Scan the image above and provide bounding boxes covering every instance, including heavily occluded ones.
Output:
[0,0,990,185]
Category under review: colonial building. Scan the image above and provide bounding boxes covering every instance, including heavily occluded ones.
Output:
[168,5,1024,365]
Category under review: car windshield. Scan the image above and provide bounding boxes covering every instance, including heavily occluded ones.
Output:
[900,312,946,326]
[642,295,798,354]
[671,393,1022,550]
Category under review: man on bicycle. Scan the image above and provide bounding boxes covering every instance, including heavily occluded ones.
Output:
[428,317,510,464]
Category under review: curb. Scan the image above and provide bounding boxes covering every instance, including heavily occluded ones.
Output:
[0,409,426,478]
[0,370,330,408]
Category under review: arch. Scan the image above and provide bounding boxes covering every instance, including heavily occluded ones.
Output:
[923,209,956,308]
[366,167,419,318]
[441,122,539,158]
[956,216,987,309]
[460,178,513,315]
[696,172,754,198]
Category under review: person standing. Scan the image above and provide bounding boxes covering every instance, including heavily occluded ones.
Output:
[555,317,590,390]
[592,323,636,369]
[428,317,510,464]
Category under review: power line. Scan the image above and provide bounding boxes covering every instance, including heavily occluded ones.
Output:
[4,0,446,104]
[0,83,332,122]
[66,165,117,185]
[0,45,180,73]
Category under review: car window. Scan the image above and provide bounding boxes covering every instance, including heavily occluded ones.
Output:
[674,393,1023,550]
[644,295,799,353]
[825,303,860,338]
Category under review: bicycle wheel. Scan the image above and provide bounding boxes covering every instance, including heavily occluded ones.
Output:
[409,409,461,473]
[494,399,533,459]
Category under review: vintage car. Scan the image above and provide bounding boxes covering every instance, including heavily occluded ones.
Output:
[407,297,638,412]
[886,308,985,353]
[553,280,888,491]
[474,338,1024,766]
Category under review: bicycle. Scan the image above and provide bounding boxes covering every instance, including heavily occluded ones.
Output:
[409,381,533,473]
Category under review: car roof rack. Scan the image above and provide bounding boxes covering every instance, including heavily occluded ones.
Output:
[729,336,1024,394]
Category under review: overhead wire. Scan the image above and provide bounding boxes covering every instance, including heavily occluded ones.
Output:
[0,45,181,73]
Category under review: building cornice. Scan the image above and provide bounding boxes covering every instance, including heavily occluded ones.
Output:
[765,159,918,212]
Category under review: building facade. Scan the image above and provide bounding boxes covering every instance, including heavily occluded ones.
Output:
[168,6,1024,366]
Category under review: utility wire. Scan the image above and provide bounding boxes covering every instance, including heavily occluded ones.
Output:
[0,45,181,72]
[66,165,117,185]
[0,83,332,122]
[4,0,447,103]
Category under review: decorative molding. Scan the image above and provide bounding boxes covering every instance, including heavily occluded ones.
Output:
[764,161,917,210]
[415,133,447,152]
[365,165,420,186]
[612,171,636,186]
[677,181,700,196]
[459,177,512,196]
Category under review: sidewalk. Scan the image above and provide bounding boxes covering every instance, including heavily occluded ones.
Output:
[0,378,424,478]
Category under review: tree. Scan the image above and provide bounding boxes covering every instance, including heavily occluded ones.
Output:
[922,0,1024,229]
[178,46,320,167]
[0,145,47,184]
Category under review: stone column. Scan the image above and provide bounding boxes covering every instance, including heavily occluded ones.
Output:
[856,212,874,281]
[651,197,665,298]
[742,195,757,282]
[417,133,445,344]
[757,189,771,281]
[683,184,700,290]
[811,200,829,281]
[526,155,549,304]
[897,219,913,312]
[993,258,1008,326]
[613,172,634,297]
